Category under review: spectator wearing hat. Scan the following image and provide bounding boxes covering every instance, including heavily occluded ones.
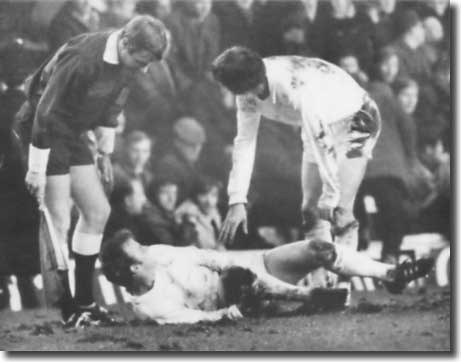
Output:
[113,130,154,192]
[154,117,207,203]
[391,10,431,85]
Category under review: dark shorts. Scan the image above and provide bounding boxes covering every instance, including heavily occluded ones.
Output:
[46,133,94,176]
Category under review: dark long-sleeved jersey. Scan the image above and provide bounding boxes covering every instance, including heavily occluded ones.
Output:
[25,30,138,149]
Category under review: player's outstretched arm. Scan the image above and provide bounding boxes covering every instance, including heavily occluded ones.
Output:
[133,303,243,325]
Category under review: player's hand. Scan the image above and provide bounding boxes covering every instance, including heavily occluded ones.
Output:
[219,203,248,246]
[25,170,46,207]
[96,153,114,194]
[225,305,243,321]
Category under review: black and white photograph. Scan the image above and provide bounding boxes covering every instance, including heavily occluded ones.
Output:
[0,0,452,352]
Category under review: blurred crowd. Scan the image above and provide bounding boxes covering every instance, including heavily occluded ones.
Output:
[0,0,452,307]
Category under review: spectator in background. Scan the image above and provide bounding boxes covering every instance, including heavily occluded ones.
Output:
[357,53,429,262]
[0,84,40,310]
[279,14,313,57]
[417,137,450,239]
[106,178,191,245]
[183,83,236,186]
[393,77,434,200]
[124,39,184,153]
[155,117,207,203]
[99,0,137,29]
[391,10,431,85]
[337,50,369,88]
[175,176,224,250]
[147,177,195,245]
[213,0,259,51]
[323,0,375,73]
[135,0,172,21]
[358,0,398,53]
[418,0,450,46]
[113,130,154,191]
[48,0,100,52]
[165,0,220,92]
[290,0,331,57]
[370,46,400,85]
[421,16,445,66]
[250,122,303,244]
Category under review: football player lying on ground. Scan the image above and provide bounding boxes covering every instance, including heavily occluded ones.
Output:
[99,229,433,325]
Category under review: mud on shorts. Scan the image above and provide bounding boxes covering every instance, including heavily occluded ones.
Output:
[301,96,382,163]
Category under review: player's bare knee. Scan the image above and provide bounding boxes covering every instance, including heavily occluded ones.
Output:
[307,240,337,267]
[81,202,111,229]
[48,208,71,236]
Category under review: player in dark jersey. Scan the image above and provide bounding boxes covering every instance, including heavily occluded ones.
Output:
[19,15,168,326]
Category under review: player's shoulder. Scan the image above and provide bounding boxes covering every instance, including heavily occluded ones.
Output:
[263,56,338,74]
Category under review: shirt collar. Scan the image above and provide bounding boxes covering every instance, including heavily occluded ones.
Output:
[103,29,122,65]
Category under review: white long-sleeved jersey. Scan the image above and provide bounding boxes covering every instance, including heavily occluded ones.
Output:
[228,56,368,205]
[129,246,266,324]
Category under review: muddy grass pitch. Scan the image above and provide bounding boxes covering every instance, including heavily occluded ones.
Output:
[0,287,451,352]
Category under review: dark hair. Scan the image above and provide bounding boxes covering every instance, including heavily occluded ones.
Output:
[211,46,266,94]
[100,229,137,287]
[193,176,221,198]
[110,180,134,209]
[121,15,168,60]
[392,77,418,95]
[147,176,178,202]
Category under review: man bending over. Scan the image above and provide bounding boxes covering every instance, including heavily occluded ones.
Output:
[100,229,433,325]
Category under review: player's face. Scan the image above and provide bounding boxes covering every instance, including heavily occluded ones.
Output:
[379,54,399,84]
[127,139,151,170]
[397,84,419,115]
[196,187,219,215]
[119,38,156,70]
[156,184,178,212]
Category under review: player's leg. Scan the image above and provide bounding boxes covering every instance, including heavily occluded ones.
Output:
[44,175,72,247]
[300,127,339,288]
[264,239,433,291]
[300,130,332,243]
[70,164,111,318]
[44,174,75,319]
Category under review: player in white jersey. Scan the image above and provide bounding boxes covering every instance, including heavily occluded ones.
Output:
[211,47,381,291]
[99,229,433,325]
